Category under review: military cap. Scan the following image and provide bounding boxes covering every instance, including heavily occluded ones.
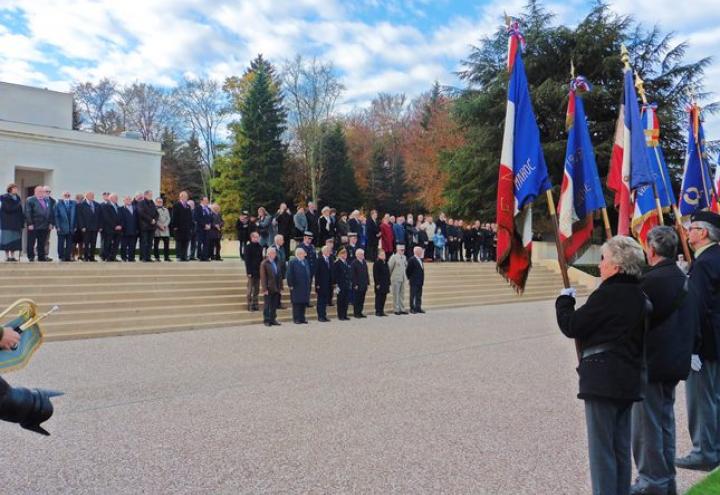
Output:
[241,210,249,215]
[396,244,405,249]
[336,247,347,256]
[691,211,720,230]
[348,232,357,237]
[303,231,314,238]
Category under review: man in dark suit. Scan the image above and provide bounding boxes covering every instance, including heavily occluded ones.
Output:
[373,248,391,316]
[119,195,139,262]
[54,191,76,262]
[305,202,319,241]
[333,247,351,321]
[366,210,380,262]
[24,185,54,262]
[275,203,293,259]
[259,247,283,327]
[236,210,252,260]
[137,190,159,262]
[300,231,317,306]
[351,248,369,318]
[286,247,311,324]
[100,193,122,262]
[406,246,426,313]
[194,197,213,261]
[632,226,698,494]
[98,192,110,260]
[244,232,264,311]
[171,191,193,261]
[315,245,334,322]
[77,191,101,261]
[677,211,720,471]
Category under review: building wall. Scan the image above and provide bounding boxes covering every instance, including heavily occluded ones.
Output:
[0,82,73,130]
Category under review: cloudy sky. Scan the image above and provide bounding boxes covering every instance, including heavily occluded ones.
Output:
[0,0,717,133]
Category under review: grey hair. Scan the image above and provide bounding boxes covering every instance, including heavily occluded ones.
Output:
[647,226,678,259]
[602,236,646,277]
[695,221,720,242]
[355,248,365,256]
[266,247,277,255]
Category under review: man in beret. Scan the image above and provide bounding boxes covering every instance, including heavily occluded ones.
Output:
[677,211,720,471]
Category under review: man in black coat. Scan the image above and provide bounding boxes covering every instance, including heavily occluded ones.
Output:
[194,197,213,261]
[305,202,319,240]
[171,191,193,261]
[275,203,293,259]
[244,232,264,311]
[405,246,426,313]
[373,249,391,316]
[77,191,101,262]
[366,210,380,262]
[119,196,139,262]
[286,247,312,324]
[100,193,122,262]
[333,247,351,321]
[351,248,369,318]
[677,211,720,472]
[137,190,159,262]
[315,245,334,322]
[236,210,252,260]
[556,236,648,495]
[632,226,698,494]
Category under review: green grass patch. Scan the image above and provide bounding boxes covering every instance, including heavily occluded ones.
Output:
[687,469,720,494]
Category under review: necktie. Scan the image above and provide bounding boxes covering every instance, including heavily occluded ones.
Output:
[90,202,94,213]
[39,198,46,209]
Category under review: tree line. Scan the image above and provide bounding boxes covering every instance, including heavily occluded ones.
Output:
[71,1,713,233]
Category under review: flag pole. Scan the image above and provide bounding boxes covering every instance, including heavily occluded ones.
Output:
[635,72,665,226]
[601,208,613,239]
[545,189,570,288]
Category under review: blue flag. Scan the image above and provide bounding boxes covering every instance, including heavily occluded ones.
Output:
[679,104,713,219]
[642,104,675,207]
[623,70,654,189]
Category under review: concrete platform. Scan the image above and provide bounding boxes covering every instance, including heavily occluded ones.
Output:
[3,300,703,494]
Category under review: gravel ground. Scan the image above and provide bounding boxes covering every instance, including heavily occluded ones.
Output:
[3,300,706,494]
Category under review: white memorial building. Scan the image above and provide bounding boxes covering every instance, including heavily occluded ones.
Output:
[0,81,161,205]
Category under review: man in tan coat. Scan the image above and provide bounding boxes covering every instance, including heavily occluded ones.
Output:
[388,244,408,315]
[260,247,283,327]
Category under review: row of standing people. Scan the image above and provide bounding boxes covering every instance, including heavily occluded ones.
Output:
[0,185,228,263]
[236,202,499,263]
[245,230,426,325]
[555,213,720,495]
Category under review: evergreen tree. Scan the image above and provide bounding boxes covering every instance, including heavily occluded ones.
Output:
[367,143,409,214]
[216,55,287,215]
[318,123,361,212]
[444,1,712,220]
[160,129,205,203]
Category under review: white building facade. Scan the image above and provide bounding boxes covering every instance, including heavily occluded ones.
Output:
[0,81,162,256]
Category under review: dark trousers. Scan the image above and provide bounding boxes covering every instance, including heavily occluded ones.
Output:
[632,381,678,493]
[139,230,154,261]
[367,239,378,261]
[82,230,97,260]
[337,291,349,319]
[210,238,221,259]
[685,359,720,464]
[196,231,209,260]
[585,398,633,495]
[99,230,107,259]
[292,303,306,323]
[353,289,367,316]
[375,291,388,315]
[263,292,280,323]
[410,284,423,311]
[176,239,189,260]
[316,292,329,319]
[121,236,137,261]
[282,235,291,259]
[153,237,170,260]
[239,240,247,259]
[27,229,49,261]
[57,233,72,261]
[103,231,120,260]
[189,234,197,259]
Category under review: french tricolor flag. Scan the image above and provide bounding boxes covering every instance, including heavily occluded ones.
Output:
[496,19,550,292]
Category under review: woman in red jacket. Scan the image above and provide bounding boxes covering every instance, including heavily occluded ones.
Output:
[379,214,394,255]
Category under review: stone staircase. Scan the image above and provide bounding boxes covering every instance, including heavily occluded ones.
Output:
[0,260,591,341]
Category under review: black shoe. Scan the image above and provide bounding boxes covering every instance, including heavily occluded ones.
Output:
[300,320,309,324]
[358,314,367,318]
[307,303,314,308]
[264,321,273,327]
[328,303,335,307]
[410,310,417,314]
[164,258,172,262]
[189,257,197,261]
[675,454,718,471]
[629,481,667,495]
[271,321,281,326]
[400,311,409,315]
[417,309,426,314]
[318,318,330,322]
[378,313,388,317]
[27,259,34,262]
[339,317,350,321]
[394,312,401,315]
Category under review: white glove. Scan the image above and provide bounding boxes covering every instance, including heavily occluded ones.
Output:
[560,287,577,298]
[691,354,702,372]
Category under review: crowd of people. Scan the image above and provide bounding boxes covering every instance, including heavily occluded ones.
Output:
[555,213,720,495]
[0,187,498,265]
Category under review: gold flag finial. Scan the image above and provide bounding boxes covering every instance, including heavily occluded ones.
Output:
[621,44,630,70]
[634,72,648,104]
[504,11,511,27]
